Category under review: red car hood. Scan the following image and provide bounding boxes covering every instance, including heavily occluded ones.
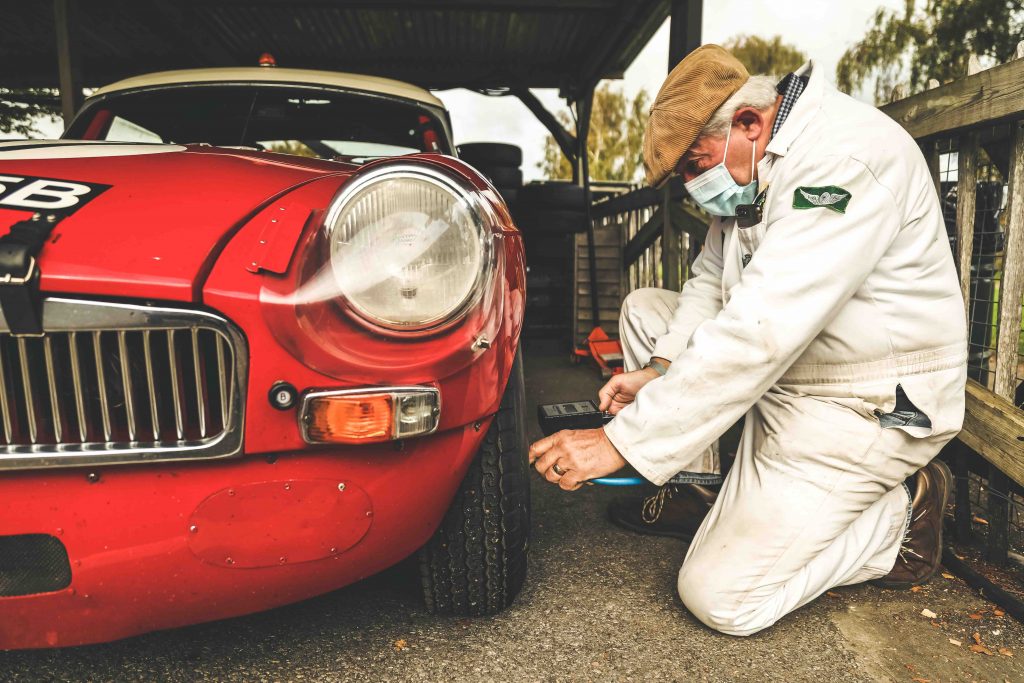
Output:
[0,143,353,302]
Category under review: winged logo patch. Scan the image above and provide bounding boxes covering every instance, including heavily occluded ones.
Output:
[792,185,851,214]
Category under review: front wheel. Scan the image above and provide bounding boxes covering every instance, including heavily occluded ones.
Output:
[417,350,529,615]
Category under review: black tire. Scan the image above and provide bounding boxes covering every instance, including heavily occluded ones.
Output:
[518,182,587,211]
[458,142,523,167]
[418,350,529,615]
[495,188,518,206]
[516,208,587,234]
[480,166,522,188]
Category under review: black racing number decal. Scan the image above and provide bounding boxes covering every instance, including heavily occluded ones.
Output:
[0,175,110,214]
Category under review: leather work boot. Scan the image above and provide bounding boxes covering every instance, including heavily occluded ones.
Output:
[607,483,718,541]
[873,459,953,589]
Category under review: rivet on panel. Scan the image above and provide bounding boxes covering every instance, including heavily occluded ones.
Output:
[225,557,235,565]
[337,482,346,492]
[279,556,287,564]
[86,472,100,483]
[188,525,199,534]
[284,483,291,491]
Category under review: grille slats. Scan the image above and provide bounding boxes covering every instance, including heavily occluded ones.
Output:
[0,299,245,470]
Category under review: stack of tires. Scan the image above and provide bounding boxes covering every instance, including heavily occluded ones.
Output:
[513,181,590,347]
[457,143,523,208]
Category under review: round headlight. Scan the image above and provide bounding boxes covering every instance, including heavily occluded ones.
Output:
[325,167,493,333]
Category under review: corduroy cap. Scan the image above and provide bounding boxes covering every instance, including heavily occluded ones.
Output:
[643,44,750,187]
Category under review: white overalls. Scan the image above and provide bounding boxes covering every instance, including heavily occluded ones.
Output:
[604,62,968,636]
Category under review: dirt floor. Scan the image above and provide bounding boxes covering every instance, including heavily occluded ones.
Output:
[1,349,1022,682]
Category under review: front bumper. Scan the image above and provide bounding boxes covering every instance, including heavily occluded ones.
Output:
[0,419,489,650]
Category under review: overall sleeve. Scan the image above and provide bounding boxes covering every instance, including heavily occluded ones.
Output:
[650,219,726,362]
[605,156,901,485]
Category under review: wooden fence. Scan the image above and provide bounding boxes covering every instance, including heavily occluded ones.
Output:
[882,44,1024,563]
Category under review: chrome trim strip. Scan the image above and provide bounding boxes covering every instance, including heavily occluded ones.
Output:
[69,331,88,442]
[93,331,112,441]
[167,329,184,440]
[0,347,10,444]
[191,327,206,439]
[43,336,62,443]
[143,330,160,440]
[118,331,136,442]
[17,338,36,444]
[0,298,247,471]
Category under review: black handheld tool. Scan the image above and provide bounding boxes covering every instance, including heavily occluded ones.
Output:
[537,400,613,436]
[535,401,644,486]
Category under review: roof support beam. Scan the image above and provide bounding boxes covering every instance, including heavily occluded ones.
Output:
[513,88,577,166]
[54,0,83,128]
[668,0,702,70]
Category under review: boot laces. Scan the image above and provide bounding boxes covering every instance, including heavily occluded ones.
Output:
[897,507,929,562]
[641,485,677,524]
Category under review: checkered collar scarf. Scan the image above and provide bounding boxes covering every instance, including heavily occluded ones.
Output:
[770,72,808,140]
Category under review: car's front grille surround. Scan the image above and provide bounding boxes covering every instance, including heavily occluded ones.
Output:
[0,298,246,470]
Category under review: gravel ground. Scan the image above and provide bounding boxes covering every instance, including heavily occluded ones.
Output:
[1,350,1021,682]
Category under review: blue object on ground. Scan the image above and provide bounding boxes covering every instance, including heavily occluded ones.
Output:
[590,477,646,486]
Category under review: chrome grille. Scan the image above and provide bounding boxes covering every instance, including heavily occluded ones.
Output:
[0,298,246,470]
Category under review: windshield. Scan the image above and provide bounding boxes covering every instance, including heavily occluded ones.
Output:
[66,85,452,162]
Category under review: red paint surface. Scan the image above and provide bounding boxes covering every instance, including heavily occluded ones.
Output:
[0,147,525,649]
[187,479,373,567]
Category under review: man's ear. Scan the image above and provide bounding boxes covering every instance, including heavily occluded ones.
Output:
[732,107,764,141]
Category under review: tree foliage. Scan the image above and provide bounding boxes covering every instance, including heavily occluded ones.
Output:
[837,0,1024,103]
[722,34,807,76]
[540,85,649,182]
[0,89,59,136]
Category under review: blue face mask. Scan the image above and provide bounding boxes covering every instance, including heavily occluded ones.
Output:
[683,126,758,217]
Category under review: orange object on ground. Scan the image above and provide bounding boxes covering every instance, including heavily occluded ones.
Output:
[575,327,624,378]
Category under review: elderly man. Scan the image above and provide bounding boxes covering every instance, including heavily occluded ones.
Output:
[528,45,967,636]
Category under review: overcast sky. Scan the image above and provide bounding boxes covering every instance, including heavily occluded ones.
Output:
[15,0,906,178]
[437,0,905,180]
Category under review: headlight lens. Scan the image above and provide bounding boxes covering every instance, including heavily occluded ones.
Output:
[325,168,492,332]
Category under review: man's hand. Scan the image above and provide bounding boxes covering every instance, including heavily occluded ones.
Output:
[597,361,667,415]
[528,428,627,491]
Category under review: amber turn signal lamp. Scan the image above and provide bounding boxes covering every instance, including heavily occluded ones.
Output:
[299,387,440,444]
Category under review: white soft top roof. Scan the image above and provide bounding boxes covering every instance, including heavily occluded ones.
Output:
[91,67,445,109]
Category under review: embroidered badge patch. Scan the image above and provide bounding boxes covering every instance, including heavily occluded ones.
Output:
[793,185,851,214]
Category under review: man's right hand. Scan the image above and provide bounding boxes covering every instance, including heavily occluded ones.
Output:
[598,363,666,415]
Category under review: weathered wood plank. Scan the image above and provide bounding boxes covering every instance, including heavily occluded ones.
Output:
[880,57,1024,140]
[956,131,979,320]
[993,121,1024,399]
[958,380,1024,488]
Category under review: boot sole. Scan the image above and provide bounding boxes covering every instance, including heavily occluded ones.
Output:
[606,507,697,541]
[873,459,953,589]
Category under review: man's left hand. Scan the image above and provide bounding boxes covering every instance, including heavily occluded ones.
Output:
[529,428,628,491]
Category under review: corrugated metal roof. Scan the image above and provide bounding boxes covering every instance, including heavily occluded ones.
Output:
[0,0,668,94]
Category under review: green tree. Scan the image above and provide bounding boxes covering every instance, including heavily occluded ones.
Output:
[723,35,807,76]
[540,85,649,182]
[837,0,1024,103]
[0,89,59,136]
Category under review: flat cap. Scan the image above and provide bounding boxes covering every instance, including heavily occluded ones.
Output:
[643,44,750,188]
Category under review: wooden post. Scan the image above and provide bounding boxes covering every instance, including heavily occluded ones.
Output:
[994,120,1024,400]
[661,187,681,291]
[668,0,703,69]
[925,141,942,205]
[956,132,979,322]
[54,0,83,129]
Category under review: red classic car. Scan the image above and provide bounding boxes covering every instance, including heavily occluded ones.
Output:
[0,67,528,649]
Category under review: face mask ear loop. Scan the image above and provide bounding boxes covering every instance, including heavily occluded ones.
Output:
[750,134,757,185]
[722,124,733,166]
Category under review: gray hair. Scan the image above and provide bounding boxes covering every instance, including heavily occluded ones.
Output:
[698,75,778,139]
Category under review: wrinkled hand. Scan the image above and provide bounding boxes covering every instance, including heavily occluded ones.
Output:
[597,366,661,415]
[528,428,627,491]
